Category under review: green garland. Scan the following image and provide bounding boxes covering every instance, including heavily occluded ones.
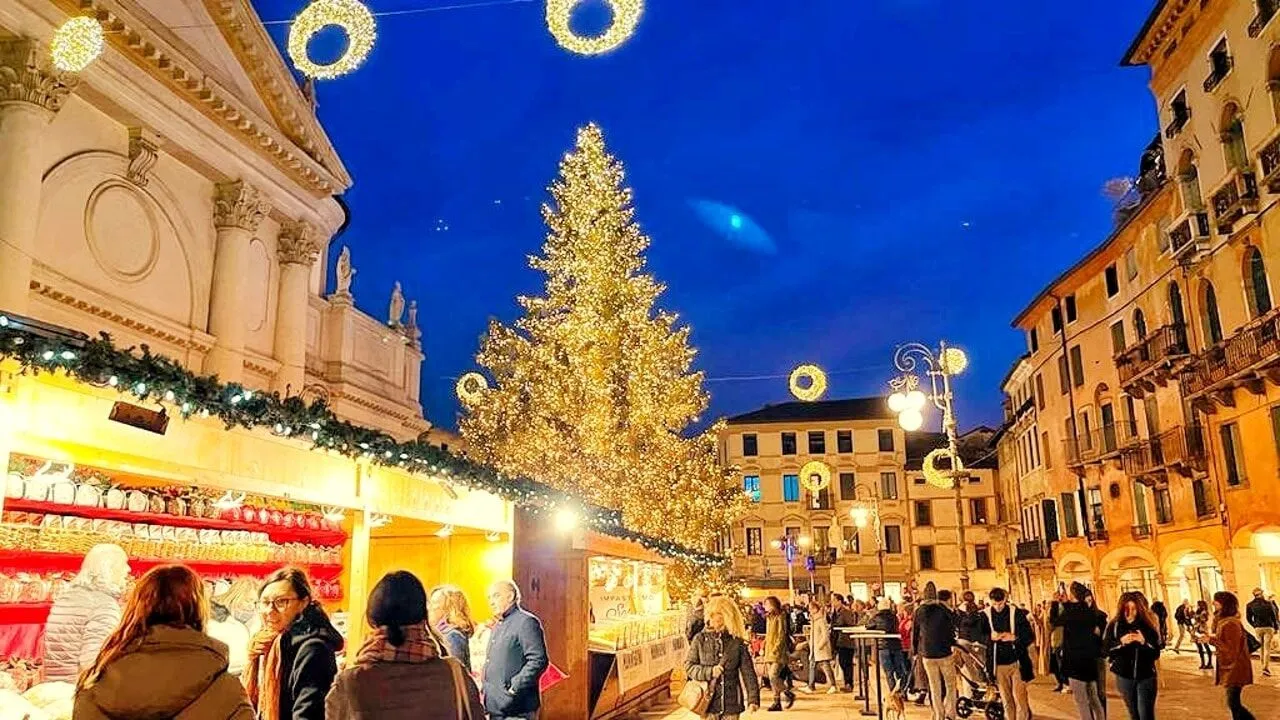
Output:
[0,316,727,567]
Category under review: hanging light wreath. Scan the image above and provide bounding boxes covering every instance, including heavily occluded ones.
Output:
[789,363,827,402]
[799,460,831,494]
[545,0,644,56]
[288,0,377,80]
[921,447,964,489]
[455,372,489,406]
[51,16,105,72]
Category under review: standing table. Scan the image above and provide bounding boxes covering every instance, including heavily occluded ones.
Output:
[834,628,900,720]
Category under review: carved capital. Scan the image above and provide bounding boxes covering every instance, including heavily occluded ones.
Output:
[127,127,160,187]
[278,220,322,266]
[213,180,271,231]
[0,38,78,113]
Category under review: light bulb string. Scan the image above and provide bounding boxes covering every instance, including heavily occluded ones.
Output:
[438,362,893,385]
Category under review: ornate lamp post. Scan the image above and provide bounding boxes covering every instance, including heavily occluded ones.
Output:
[848,489,885,597]
[887,341,972,591]
[771,533,811,605]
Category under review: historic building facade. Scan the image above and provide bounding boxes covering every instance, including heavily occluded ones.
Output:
[719,399,1008,601]
[1003,0,1280,610]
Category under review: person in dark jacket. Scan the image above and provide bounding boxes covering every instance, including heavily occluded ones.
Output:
[1246,588,1278,677]
[1204,591,1256,720]
[912,587,958,720]
[1104,591,1161,720]
[1053,582,1104,720]
[686,596,761,719]
[1173,599,1193,654]
[975,588,1034,720]
[687,595,707,642]
[831,595,858,692]
[1194,599,1214,669]
[956,591,986,644]
[247,567,343,720]
[1149,600,1169,649]
[482,580,550,720]
[1085,591,1109,712]
[869,598,910,692]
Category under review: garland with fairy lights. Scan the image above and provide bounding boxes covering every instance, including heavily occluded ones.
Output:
[0,316,726,567]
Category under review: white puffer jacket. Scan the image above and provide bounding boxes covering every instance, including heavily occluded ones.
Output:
[41,584,122,683]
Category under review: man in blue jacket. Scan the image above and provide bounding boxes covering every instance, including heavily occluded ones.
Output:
[483,580,550,720]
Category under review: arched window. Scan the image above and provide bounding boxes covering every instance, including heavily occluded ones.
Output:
[1245,246,1273,318]
[1177,150,1203,211]
[1133,308,1147,339]
[1169,281,1186,328]
[1221,103,1248,170]
[1201,280,1224,345]
[1269,47,1280,121]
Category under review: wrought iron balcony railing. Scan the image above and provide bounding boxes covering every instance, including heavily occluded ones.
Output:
[1204,57,1234,92]
[1064,422,1138,468]
[1116,323,1190,392]
[1167,211,1211,259]
[1210,169,1260,234]
[1250,0,1278,37]
[1259,131,1280,193]
[1015,539,1051,562]
[1182,308,1280,405]
[1132,524,1153,540]
[1120,424,1207,480]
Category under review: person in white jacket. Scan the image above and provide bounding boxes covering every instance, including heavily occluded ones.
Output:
[41,544,130,682]
[208,577,258,676]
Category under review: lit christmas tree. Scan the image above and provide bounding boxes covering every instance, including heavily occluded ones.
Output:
[461,124,745,570]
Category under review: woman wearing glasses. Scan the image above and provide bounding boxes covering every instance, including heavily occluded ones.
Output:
[246,567,344,720]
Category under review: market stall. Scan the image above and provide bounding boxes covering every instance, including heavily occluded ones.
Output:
[514,507,685,720]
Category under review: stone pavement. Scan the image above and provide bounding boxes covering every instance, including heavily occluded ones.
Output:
[651,651,1280,719]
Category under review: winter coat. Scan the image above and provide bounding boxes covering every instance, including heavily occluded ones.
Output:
[1174,603,1193,628]
[42,584,122,683]
[685,630,761,716]
[956,605,987,644]
[686,606,706,642]
[325,656,485,720]
[437,623,472,672]
[808,612,834,662]
[868,609,903,652]
[763,614,789,664]
[1193,607,1211,634]
[911,602,956,659]
[1211,616,1254,688]
[1053,602,1103,682]
[978,605,1035,680]
[1103,616,1161,681]
[832,607,859,649]
[72,625,254,720]
[481,605,549,718]
[1247,597,1280,630]
[271,603,343,720]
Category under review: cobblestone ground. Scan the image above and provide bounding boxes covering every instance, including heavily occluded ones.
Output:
[653,651,1280,720]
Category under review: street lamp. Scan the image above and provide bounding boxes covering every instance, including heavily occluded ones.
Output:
[848,490,886,597]
[771,533,810,605]
[886,341,973,591]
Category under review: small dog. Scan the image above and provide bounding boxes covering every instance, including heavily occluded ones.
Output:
[882,682,908,720]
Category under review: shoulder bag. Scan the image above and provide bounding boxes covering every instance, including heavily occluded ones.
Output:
[444,657,474,720]
[678,676,716,715]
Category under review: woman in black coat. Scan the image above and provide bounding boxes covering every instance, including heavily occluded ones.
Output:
[1054,583,1105,720]
[685,597,761,720]
[1104,591,1162,720]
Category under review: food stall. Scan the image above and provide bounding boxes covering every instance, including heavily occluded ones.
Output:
[515,507,686,720]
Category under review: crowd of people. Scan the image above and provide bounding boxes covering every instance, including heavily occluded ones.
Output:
[41,545,551,720]
[684,582,1276,720]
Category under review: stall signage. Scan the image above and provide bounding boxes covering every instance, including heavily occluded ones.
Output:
[616,644,649,692]
[590,587,633,622]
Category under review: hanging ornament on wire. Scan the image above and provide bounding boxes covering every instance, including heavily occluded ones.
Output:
[922,447,963,489]
[288,0,377,80]
[799,460,831,494]
[455,372,490,406]
[788,363,827,402]
[545,0,644,56]
[51,16,105,72]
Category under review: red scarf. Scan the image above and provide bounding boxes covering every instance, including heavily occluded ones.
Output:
[245,629,282,720]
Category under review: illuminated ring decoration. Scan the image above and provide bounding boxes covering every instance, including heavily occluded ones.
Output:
[789,364,827,402]
[455,372,489,406]
[545,0,644,56]
[922,448,964,489]
[287,0,377,80]
[51,16,105,72]
[799,461,831,494]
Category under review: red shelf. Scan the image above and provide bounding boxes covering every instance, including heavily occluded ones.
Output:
[0,603,51,624]
[0,549,343,583]
[2,498,347,547]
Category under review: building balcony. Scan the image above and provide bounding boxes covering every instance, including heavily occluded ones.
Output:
[1182,308,1280,411]
[1165,113,1190,139]
[1210,169,1260,234]
[1064,422,1137,470]
[1015,539,1051,562]
[1086,527,1109,546]
[1120,424,1207,482]
[1115,323,1190,396]
[1258,130,1280,193]
[1166,210,1211,261]
[1204,58,1233,93]
[809,548,839,566]
[1250,0,1278,37]
[1131,524,1152,540]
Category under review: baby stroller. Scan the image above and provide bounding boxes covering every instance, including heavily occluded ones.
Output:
[953,640,1005,720]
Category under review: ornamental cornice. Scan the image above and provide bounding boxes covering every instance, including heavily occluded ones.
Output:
[214,180,271,231]
[277,220,322,266]
[1128,0,1196,67]
[0,38,78,113]
[201,0,350,186]
[55,0,348,196]
[30,279,215,354]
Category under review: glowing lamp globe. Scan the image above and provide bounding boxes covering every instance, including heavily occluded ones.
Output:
[850,507,870,529]
[942,347,969,375]
[554,507,579,533]
[798,535,812,548]
[887,392,907,413]
[906,390,928,411]
[898,408,924,431]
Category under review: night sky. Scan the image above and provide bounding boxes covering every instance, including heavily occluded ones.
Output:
[253,0,1159,431]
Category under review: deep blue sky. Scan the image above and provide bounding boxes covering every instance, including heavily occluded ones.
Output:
[255,0,1159,431]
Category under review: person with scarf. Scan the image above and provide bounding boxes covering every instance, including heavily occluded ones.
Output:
[43,543,130,682]
[326,571,484,719]
[245,567,343,720]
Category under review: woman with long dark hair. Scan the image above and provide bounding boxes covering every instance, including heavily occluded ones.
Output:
[1053,582,1104,720]
[1104,591,1161,720]
[246,567,343,720]
[1203,591,1255,720]
[73,565,252,719]
[326,571,484,719]
[1194,599,1213,669]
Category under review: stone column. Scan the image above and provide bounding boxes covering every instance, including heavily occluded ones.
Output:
[273,220,321,395]
[0,39,76,314]
[206,180,270,383]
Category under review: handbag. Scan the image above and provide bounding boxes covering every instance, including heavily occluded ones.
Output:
[678,677,717,715]
[1246,630,1262,654]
